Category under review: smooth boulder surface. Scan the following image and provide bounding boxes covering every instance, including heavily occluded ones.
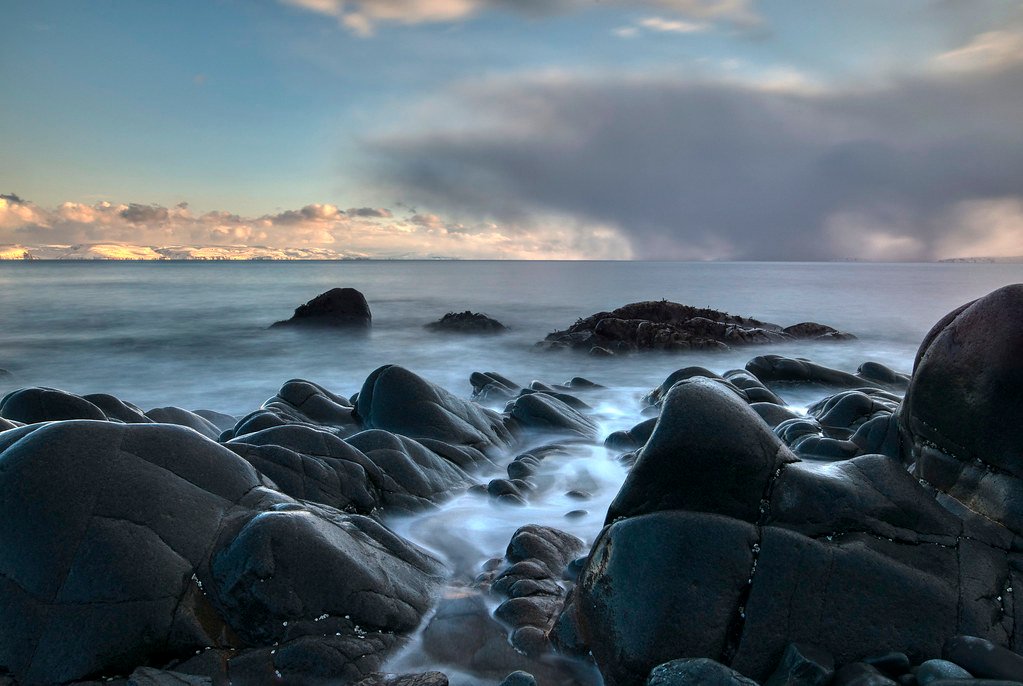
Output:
[272,287,372,329]
[0,420,443,685]
[900,284,1023,535]
[0,387,108,423]
[356,365,514,458]
[746,356,903,389]
[426,311,506,334]
[562,366,1023,686]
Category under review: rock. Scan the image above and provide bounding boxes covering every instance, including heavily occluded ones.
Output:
[357,365,513,457]
[833,663,898,685]
[746,355,888,388]
[505,524,584,577]
[506,392,597,440]
[354,672,449,686]
[426,311,506,334]
[272,287,372,329]
[145,406,222,440]
[126,667,212,685]
[783,322,856,342]
[540,300,850,353]
[471,371,521,402]
[916,660,972,684]
[943,635,1023,680]
[751,402,801,429]
[499,670,538,686]
[263,378,357,430]
[191,409,237,433]
[724,369,787,405]
[0,387,107,423]
[605,377,798,524]
[900,285,1023,535]
[0,420,442,684]
[645,658,759,685]
[84,393,152,423]
[604,417,659,452]
[864,652,911,677]
[764,642,834,686]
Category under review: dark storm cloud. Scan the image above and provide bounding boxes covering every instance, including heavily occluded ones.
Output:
[119,203,170,225]
[369,62,1023,260]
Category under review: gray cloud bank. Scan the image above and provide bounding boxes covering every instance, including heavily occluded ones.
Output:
[369,51,1023,261]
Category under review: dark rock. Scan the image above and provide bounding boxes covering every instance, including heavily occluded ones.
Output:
[83,393,152,423]
[916,660,972,684]
[499,670,538,686]
[901,285,1023,535]
[263,378,357,430]
[145,406,221,440]
[645,658,759,685]
[471,371,521,402]
[357,365,513,456]
[764,642,834,686]
[506,392,597,440]
[0,420,442,684]
[864,652,911,676]
[0,387,107,423]
[426,311,506,334]
[272,287,371,329]
[126,667,212,685]
[943,635,1023,680]
[606,377,798,524]
[724,369,787,405]
[510,627,549,657]
[505,525,584,577]
[541,300,850,353]
[191,409,237,433]
[783,322,855,341]
[604,417,658,452]
[833,663,898,686]
[926,681,1023,686]
[857,362,910,387]
[747,355,889,388]
[354,671,449,686]
[565,509,587,519]
[751,402,802,429]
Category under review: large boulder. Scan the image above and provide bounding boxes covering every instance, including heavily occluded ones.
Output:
[272,287,372,329]
[426,311,506,334]
[356,365,513,458]
[900,284,1023,534]
[0,387,108,423]
[0,420,443,684]
[561,369,1023,686]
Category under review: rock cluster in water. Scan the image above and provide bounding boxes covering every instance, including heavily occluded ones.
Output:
[0,285,1022,686]
[539,300,854,355]
[426,311,507,334]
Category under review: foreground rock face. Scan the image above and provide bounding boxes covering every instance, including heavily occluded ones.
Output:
[540,300,852,355]
[425,311,506,334]
[900,284,1023,535]
[272,287,372,329]
[0,421,443,685]
[563,337,1023,686]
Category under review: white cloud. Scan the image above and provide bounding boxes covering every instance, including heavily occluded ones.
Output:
[637,16,709,34]
[933,28,1023,73]
[280,0,760,36]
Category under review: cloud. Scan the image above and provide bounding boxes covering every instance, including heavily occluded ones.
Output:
[933,28,1023,72]
[366,36,1023,261]
[615,16,710,37]
[0,196,627,259]
[280,0,759,36]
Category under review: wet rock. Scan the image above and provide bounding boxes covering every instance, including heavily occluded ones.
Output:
[146,406,222,440]
[426,311,506,334]
[0,420,442,684]
[606,377,798,524]
[505,524,584,577]
[84,393,153,424]
[357,365,514,456]
[782,322,856,342]
[646,658,759,686]
[191,409,237,433]
[604,417,659,452]
[262,379,357,430]
[900,285,1023,535]
[354,671,449,686]
[499,671,538,686]
[833,663,898,686]
[943,635,1023,680]
[916,660,972,684]
[751,402,801,429]
[0,387,107,423]
[471,371,521,402]
[127,667,212,686]
[724,369,787,405]
[746,355,892,388]
[764,642,834,686]
[271,287,372,329]
[506,392,597,440]
[541,300,851,353]
[864,652,912,677]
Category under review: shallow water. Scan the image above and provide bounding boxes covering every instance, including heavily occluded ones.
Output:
[1,260,1021,682]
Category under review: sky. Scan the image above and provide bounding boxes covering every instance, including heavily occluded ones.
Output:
[2,0,1022,260]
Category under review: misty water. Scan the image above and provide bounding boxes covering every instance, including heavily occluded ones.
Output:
[2,260,1021,682]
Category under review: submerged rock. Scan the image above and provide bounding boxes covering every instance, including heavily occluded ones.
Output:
[271,287,372,329]
[426,311,506,334]
[540,300,852,354]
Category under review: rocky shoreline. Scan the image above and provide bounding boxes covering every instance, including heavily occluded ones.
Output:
[1,285,1022,685]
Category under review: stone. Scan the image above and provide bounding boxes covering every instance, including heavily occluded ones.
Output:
[426,311,506,334]
[943,635,1023,680]
[145,406,222,440]
[0,387,107,423]
[645,658,759,686]
[916,660,973,684]
[763,642,834,686]
[272,287,372,329]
